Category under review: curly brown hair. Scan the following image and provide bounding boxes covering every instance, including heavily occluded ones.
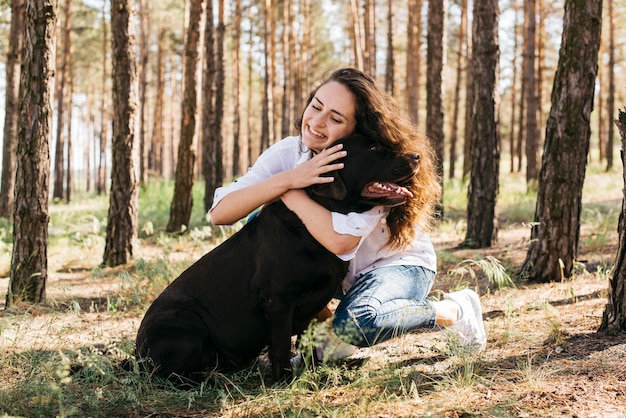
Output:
[295,67,442,250]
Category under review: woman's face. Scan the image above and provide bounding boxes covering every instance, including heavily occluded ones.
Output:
[301,81,357,152]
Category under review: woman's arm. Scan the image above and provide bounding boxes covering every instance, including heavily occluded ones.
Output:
[280,189,361,256]
[210,144,346,225]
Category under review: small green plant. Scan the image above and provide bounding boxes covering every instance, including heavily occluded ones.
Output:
[447,255,514,291]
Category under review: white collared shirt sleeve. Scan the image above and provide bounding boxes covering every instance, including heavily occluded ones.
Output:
[331,207,387,261]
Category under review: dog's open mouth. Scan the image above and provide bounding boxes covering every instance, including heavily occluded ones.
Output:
[362,182,414,200]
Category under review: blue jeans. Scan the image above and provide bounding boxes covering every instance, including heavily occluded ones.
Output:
[332,265,437,347]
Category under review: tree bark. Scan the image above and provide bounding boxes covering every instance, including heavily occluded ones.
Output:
[201,0,217,212]
[406,0,422,125]
[447,0,466,180]
[0,0,25,219]
[137,0,150,184]
[523,0,540,187]
[150,29,166,176]
[232,0,242,176]
[103,0,139,266]
[167,0,203,232]
[426,0,445,215]
[600,109,626,333]
[52,0,71,201]
[384,0,394,95]
[461,0,500,249]
[7,0,56,307]
[519,0,602,283]
[96,4,108,195]
[605,0,615,171]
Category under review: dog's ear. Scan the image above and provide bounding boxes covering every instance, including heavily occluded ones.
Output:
[308,174,347,200]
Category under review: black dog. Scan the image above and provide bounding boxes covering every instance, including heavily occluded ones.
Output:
[134,133,420,383]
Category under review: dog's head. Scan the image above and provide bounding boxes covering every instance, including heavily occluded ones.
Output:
[306,134,420,214]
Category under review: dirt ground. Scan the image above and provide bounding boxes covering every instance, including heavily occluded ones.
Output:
[1,224,625,417]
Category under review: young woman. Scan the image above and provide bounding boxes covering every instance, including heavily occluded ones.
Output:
[210,67,486,362]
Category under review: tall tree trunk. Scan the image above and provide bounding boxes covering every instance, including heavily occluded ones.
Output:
[519,0,602,283]
[232,0,242,176]
[103,0,139,267]
[406,0,422,124]
[462,0,500,249]
[0,0,25,219]
[516,17,526,173]
[65,56,73,203]
[246,4,254,166]
[281,0,292,138]
[167,0,203,232]
[509,0,520,173]
[97,4,108,195]
[448,0,466,179]
[462,11,473,179]
[605,0,615,171]
[53,0,71,201]
[600,109,626,333]
[150,28,166,177]
[384,0,394,95]
[8,0,56,306]
[524,0,540,187]
[214,0,226,197]
[137,0,150,184]
[201,0,217,212]
[363,0,376,77]
[259,0,273,152]
[349,0,364,70]
[426,0,445,215]
[597,53,605,162]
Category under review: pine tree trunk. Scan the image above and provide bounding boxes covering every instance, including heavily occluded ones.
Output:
[103,0,138,266]
[448,0,466,179]
[406,0,421,124]
[462,0,500,249]
[0,0,24,219]
[600,109,626,333]
[7,0,56,306]
[97,4,108,195]
[519,0,602,283]
[53,0,71,201]
[137,0,150,184]
[363,0,376,77]
[462,8,473,179]
[150,29,165,176]
[232,0,242,176]
[167,0,202,233]
[605,0,615,171]
[201,0,217,212]
[384,0,394,95]
[523,0,540,186]
[349,0,363,70]
[426,0,445,215]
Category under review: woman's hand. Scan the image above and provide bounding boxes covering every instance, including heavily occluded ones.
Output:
[286,144,347,189]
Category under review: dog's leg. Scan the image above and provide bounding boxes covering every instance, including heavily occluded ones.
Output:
[266,305,295,382]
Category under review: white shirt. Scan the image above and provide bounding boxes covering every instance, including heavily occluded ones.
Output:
[211,135,437,291]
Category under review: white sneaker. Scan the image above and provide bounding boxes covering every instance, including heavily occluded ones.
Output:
[444,289,487,351]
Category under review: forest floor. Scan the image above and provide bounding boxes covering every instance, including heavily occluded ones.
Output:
[1,213,625,416]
